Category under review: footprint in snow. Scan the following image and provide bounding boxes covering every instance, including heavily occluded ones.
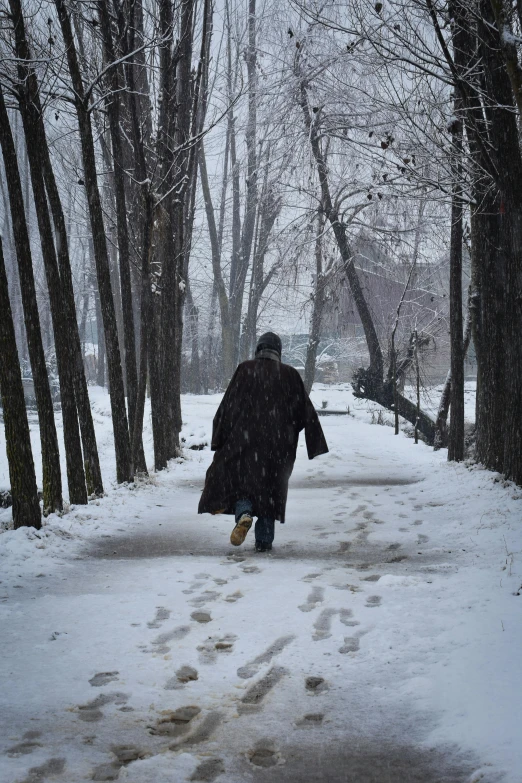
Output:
[164,665,199,690]
[191,611,212,624]
[313,608,355,640]
[189,590,221,608]
[237,635,295,679]
[296,712,324,727]
[298,586,324,612]
[5,736,43,758]
[20,757,66,783]
[241,564,262,574]
[148,705,201,737]
[183,581,206,595]
[89,672,119,687]
[145,625,191,654]
[190,758,225,782]
[339,636,360,653]
[147,606,171,628]
[197,634,236,664]
[305,675,328,693]
[248,743,283,768]
[239,666,287,712]
[77,692,129,722]
[224,590,243,603]
[91,745,147,780]
[171,712,223,749]
[366,595,382,608]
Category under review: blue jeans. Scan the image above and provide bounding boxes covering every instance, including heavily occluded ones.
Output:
[235,499,275,545]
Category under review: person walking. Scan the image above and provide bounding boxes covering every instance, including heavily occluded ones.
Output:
[198,332,328,551]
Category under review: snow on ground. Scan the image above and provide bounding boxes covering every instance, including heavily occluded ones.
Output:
[1,383,521,783]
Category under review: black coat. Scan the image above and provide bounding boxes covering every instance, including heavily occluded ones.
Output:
[198,357,328,522]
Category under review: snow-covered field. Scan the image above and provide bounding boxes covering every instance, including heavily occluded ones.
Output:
[1,383,521,783]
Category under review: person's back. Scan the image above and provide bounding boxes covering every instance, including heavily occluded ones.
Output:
[198,332,328,551]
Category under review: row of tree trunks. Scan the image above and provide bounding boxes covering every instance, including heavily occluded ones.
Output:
[428,0,522,481]
[0,238,41,529]
[0,85,63,514]
[8,0,104,498]
[55,0,133,484]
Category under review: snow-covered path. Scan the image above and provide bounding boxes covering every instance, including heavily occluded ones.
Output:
[1,393,521,783]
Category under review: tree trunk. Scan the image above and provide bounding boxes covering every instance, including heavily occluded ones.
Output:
[229,0,258,364]
[434,284,473,450]
[0,84,62,515]
[9,28,88,503]
[448,135,464,461]
[94,277,106,387]
[185,284,202,394]
[56,0,133,484]
[159,0,196,460]
[36,114,104,497]
[0,237,41,529]
[447,0,465,462]
[298,77,384,382]
[304,212,326,394]
[98,0,144,474]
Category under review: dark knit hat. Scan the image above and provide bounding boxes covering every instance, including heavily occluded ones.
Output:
[256,331,282,357]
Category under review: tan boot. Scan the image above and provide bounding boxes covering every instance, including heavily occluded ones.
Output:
[230,513,253,546]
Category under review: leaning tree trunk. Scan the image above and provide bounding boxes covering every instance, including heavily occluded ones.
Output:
[56,0,132,484]
[0,84,62,515]
[298,70,436,443]
[0,237,41,529]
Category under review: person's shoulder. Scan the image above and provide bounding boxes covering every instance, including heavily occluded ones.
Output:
[280,362,304,383]
[237,359,257,371]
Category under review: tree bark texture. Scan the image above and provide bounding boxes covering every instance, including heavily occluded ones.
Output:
[304,212,326,394]
[0,237,42,529]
